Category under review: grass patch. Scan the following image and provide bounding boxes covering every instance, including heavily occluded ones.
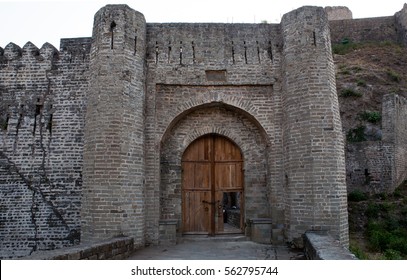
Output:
[387,70,401,83]
[359,111,381,123]
[339,69,351,75]
[340,88,362,97]
[332,41,363,55]
[364,198,407,259]
[349,242,369,259]
[346,125,366,142]
[356,79,367,87]
[352,66,363,72]
[348,190,368,202]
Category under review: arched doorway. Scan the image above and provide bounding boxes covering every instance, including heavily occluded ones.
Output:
[181,134,244,235]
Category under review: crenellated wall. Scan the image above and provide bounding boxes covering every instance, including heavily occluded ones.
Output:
[1,3,407,259]
[0,38,90,258]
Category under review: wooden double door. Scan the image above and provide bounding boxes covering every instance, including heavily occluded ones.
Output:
[182,135,244,235]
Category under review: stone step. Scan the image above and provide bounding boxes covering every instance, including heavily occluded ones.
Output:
[178,234,249,243]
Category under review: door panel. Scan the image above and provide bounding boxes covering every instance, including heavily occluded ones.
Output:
[215,162,243,191]
[182,191,211,233]
[182,135,243,235]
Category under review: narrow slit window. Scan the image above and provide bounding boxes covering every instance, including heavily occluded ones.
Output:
[192,41,196,64]
[179,41,183,65]
[168,42,172,63]
[155,41,159,64]
[256,41,260,63]
[244,41,247,64]
[313,31,317,46]
[268,41,273,61]
[33,98,42,135]
[231,41,235,64]
[17,105,24,130]
[47,105,53,134]
[110,21,117,49]
[35,98,42,116]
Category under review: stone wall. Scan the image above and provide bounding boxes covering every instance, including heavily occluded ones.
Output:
[81,5,147,246]
[329,17,398,44]
[303,231,356,260]
[5,3,407,258]
[396,4,407,46]
[281,6,348,246]
[383,94,407,190]
[346,94,407,194]
[0,38,90,259]
[144,22,285,244]
[21,237,133,260]
[345,142,393,193]
[325,6,352,21]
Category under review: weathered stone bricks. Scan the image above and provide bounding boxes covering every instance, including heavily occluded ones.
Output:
[2,3,407,258]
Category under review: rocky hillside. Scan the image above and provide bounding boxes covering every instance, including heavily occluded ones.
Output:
[333,41,407,259]
[334,42,407,138]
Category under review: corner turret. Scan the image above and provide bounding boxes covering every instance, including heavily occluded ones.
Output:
[81,5,147,245]
[281,6,349,246]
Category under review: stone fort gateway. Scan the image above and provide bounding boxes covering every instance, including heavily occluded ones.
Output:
[1,4,407,259]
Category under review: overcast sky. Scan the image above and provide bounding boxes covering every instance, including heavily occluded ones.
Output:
[1,0,406,49]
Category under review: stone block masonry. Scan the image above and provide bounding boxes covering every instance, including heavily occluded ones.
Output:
[81,5,147,245]
[345,94,407,194]
[2,3,407,258]
[383,94,407,189]
[281,6,348,246]
[21,237,134,260]
[0,38,90,258]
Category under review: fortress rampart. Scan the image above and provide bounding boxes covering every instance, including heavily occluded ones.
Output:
[1,4,406,258]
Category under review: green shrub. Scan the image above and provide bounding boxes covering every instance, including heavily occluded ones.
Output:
[349,243,369,259]
[346,126,366,142]
[340,88,362,97]
[368,228,390,251]
[348,190,368,202]
[357,79,367,87]
[366,203,380,219]
[352,66,363,72]
[359,111,381,123]
[332,41,362,55]
[384,249,403,260]
[340,69,351,75]
[387,70,401,82]
[374,192,388,200]
[393,187,403,198]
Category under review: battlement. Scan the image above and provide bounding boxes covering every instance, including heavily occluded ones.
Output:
[1,41,58,62]
[1,3,407,259]
[0,38,91,67]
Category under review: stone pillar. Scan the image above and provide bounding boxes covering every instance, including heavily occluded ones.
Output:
[81,5,146,245]
[281,6,349,246]
[396,4,407,46]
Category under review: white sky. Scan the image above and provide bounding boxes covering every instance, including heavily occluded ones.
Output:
[1,0,406,49]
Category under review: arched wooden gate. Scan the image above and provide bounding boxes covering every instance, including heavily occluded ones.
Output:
[182,134,244,235]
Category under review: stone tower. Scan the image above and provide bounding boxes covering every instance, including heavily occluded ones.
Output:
[81,5,146,244]
[281,7,348,245]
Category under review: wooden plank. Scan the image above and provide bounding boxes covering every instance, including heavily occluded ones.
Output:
[182,190,211,233]
[182,134,244,234]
